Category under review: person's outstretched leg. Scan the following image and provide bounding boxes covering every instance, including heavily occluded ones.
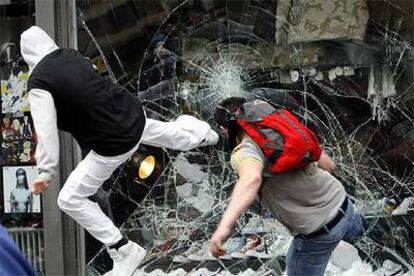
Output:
[57,146,145,276]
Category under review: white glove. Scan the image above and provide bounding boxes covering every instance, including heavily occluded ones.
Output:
[175,115,219,147]
[198,128,219,147]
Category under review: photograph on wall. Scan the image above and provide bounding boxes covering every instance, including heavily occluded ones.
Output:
[2,166,41,213]
[1,112,36,165]
[1,71,30,114]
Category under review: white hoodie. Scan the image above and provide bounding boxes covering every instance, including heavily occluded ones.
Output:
[20,26,59,74]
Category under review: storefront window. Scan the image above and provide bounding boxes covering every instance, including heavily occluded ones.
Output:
[0,0,44,274]
[76,1,414,275]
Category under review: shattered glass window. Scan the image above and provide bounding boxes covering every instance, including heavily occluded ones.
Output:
[77,1,414,275]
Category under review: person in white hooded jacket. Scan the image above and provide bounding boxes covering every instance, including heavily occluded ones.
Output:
[20,26,218,276]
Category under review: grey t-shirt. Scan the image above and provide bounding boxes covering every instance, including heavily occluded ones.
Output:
[230,135,346,235]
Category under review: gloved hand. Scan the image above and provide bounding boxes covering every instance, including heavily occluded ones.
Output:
[197,128,219,147]
[175,115,219,148]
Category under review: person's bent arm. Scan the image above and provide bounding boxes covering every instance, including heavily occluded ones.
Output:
[141,115,218,150]
[29,89,59,193]
[209,160,263,257]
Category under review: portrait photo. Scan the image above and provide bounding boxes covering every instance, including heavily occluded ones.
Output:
[2,166,41,213]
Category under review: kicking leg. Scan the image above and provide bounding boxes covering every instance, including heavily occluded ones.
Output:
[57,147,145,275]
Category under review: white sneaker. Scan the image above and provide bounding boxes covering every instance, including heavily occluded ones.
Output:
[107,241,147,276]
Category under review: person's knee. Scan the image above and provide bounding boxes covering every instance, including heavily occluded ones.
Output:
[57,187,77,212]
[57,190,69,211]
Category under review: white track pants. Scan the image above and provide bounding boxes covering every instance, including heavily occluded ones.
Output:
[57,116,218,246]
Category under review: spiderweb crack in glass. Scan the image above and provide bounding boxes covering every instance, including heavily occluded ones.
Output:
[76,1,414,275]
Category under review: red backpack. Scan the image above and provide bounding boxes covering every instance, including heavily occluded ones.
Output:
[236,100,321,173]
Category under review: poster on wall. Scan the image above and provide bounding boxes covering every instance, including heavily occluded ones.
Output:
[1,71,30,114]
[2,166,41,214]
[1,112,36,165]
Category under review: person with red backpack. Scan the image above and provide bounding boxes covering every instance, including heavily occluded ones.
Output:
[209,97,364,276]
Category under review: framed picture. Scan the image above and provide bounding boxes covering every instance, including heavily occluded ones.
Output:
[2,166,41,214]
[1,112,36,165]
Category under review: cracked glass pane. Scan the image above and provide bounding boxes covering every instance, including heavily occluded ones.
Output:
[76,1,414,275]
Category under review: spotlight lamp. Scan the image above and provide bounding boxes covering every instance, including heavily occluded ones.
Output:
[128,151,157,181]
[138,155,156,180]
